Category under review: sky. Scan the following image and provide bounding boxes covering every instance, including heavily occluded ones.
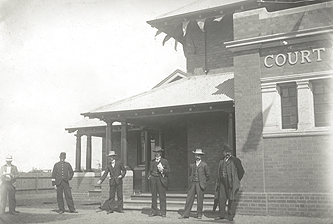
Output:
[0,0,195,172]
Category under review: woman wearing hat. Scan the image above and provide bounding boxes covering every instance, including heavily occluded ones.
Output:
[97,151,127,214]
[148,146,170,218]
[179,149,210,220]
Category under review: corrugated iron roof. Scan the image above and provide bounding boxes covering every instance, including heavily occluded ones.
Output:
[88,73,234,114]
[155,0,251,20]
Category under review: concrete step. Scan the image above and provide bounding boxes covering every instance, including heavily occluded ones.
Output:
[124,193,215,212]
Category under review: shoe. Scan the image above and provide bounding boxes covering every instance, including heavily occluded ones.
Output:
[70,210,78,213]
[214,216,225,220]
[117,210,124,213]
[58,210,65,214]
[148,213,158,217]
[228,216,234,221]
[107,210,114,214]
[178,216,189,219]
[13,210,20,214]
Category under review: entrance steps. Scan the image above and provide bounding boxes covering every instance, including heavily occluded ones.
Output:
[124,192,215,211]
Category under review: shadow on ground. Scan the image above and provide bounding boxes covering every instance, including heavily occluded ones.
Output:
[0,210,81,224]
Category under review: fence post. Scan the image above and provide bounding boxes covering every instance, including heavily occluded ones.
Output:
[36,176,38,192]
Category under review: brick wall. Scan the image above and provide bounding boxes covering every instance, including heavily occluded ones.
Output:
[186,14,234,73]
[232,2,333,217]
[187,112,229,193]
[163,118,188,191]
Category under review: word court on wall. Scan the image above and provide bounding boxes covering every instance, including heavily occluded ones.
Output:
[264,47,326,68]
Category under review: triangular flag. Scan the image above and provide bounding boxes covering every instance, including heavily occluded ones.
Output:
[182,20,190,36]
[162,35,172,46]
[155,29,162,37]
[213,15,225,22]
[196,18,206,32]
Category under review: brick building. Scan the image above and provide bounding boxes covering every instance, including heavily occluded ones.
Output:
[67,0,333,217]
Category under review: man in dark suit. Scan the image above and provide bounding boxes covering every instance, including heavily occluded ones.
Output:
[214,143,241,221]
[51,152,77,214]
[179,149,210,220]
[0,155,19,215]
[97,151,127,214]
[148,146,170,217]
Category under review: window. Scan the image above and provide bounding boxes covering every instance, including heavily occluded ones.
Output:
[312,78,333,127]
[280,83,298,129]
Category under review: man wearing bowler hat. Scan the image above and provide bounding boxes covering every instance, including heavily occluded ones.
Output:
[97,151,126,214]
[0,155,19,215]
[214,143,242,221]
[179,149,210,220]
[148,146,170,217]
[51,152,77,214]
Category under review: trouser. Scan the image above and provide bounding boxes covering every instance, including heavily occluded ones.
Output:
[150,176,167,215]
[56,181,75,212]
[218,183,236,218]
[183,181,204,217]
[108,180,123,211]
[0,182,16,213]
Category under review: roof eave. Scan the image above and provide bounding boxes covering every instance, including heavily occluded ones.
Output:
[147,1,256,29]
[81,101,234,121]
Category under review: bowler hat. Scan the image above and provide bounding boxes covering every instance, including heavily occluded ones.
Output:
[192,149,205,155]
[223,143,233,152]
[5,155,13,161]
[153,146,164,152]
[107,151,117,156]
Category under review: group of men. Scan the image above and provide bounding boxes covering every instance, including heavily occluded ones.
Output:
[97,143,243,221]
[1,143,243,221]
[147,143,243,221]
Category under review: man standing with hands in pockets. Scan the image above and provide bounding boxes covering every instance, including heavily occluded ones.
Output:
[97,151,127,214]
[179,149,210,220]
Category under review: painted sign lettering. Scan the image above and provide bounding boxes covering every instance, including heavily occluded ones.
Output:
[264,47,325,68]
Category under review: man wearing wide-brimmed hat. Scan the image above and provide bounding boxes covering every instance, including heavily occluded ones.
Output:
[148,146,170,218]
[0,155,19,215]
[97,151,126,214]
[179,149,210,220]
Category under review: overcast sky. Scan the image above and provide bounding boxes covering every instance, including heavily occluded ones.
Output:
[0,0,194,171]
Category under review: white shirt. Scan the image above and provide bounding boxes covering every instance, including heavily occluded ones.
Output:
[196,160,201,167]
[6,166,11,174]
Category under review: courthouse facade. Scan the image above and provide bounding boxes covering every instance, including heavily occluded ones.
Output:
[68,0,333,217]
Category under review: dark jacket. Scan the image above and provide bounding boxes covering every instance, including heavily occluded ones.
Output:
[52,161,74,186]
[216,156,240,200]
[188,161,210,190]
[100,160,126,185]
[149,158,170,187]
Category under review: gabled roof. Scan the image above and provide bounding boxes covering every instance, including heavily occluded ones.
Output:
[84,72,234,115]
[153,69,188,88]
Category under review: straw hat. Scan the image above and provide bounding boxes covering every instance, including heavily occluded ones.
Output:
[107,151,117,156]
[192,149,205,155]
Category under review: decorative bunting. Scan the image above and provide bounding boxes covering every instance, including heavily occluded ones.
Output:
[155,30,162,37]
[182,20,190,36]
[162,34,172,46]
[195,18,206,32]
[213,15,225,22]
